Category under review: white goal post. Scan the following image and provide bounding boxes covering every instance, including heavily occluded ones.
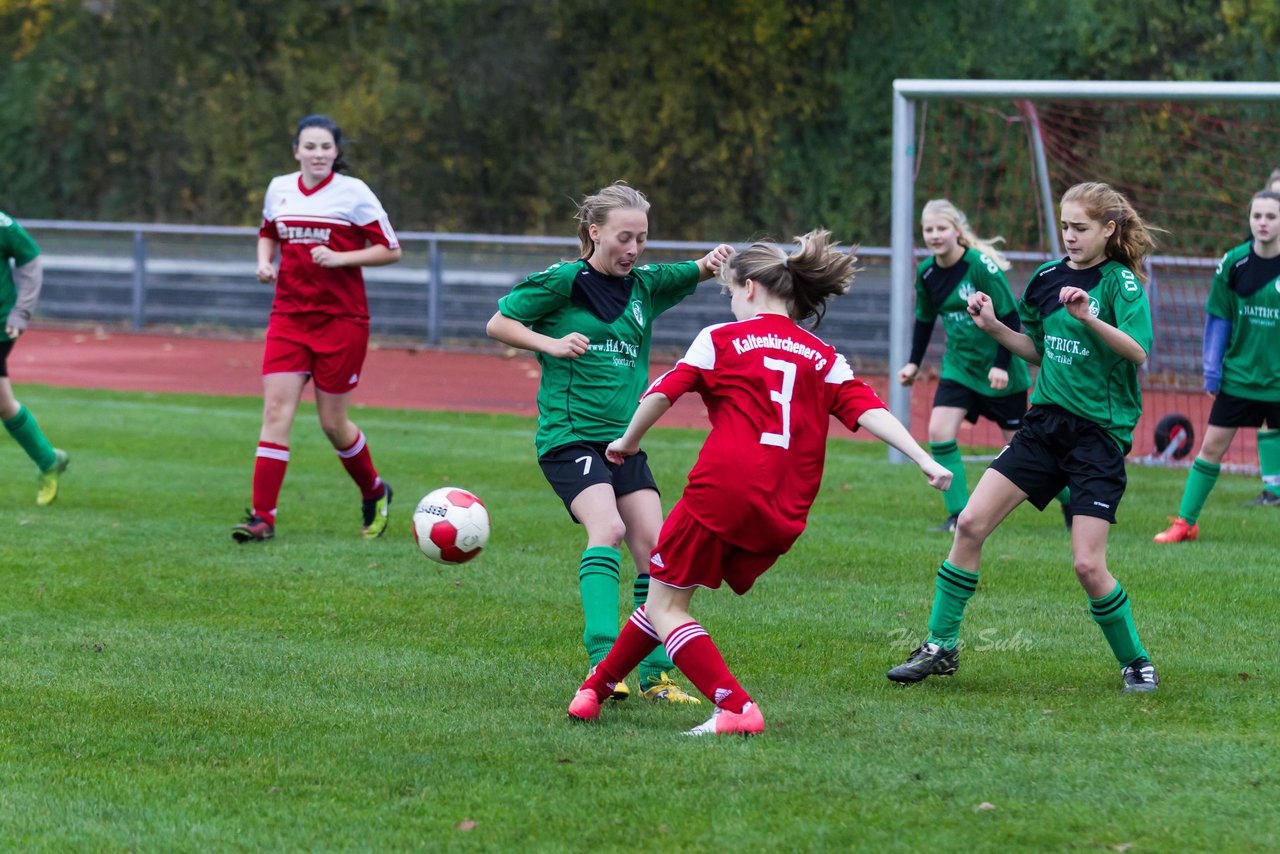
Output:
[887,78,1280,462]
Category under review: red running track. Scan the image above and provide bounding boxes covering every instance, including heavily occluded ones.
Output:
[7,328,1247,463]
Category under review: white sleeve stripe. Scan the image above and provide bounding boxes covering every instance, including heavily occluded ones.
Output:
[376,214,400,249]
[824,353,855,384]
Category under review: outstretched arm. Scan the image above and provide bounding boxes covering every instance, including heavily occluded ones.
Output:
[855,408,953,492]
[967,292,1040,365]
[606,393,673,464]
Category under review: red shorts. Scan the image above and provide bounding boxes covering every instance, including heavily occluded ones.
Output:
[262,312,369,394]
[649,500,779,595]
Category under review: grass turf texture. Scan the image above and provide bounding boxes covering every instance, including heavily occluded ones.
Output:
[0,385,1275,851]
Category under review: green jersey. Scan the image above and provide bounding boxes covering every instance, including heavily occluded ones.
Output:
[1206,242,1280,402]
[498,258,700,455]
[914,248,1030,396]
[1019,258,1152,453]
[0,212,41,344]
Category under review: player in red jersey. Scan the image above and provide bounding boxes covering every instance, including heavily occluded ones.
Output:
[232,115,402,543]
[566,230,951,735]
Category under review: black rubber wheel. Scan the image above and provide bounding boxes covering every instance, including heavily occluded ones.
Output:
[1154,413,1195,460]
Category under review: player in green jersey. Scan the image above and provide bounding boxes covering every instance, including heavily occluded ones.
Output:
[0,212,69,505]
[897,199,1066,533]
[1155,190,1280,541]
[487,182,732,703]
[887,183,1161,694]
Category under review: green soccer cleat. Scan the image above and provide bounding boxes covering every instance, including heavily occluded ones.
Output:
[640,672,701,704]
[361,482,393,539]
[36,449,69,507]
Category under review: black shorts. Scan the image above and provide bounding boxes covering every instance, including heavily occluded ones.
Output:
[988,404,1127,524]
[538,441,659,522]
[1208,391,1280,429]
[933,379,1027,431]
[0,339,12,377]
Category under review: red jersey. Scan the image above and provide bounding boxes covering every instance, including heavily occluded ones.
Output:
[646,313,885,554]
[259,171,399,319]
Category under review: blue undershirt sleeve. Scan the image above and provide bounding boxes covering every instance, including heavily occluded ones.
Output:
[1203,313,1231,393]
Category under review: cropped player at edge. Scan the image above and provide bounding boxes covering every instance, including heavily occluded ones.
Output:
[1154,190,1280,542]
[887,182,1161,694]
[231,115,401,543]
[0,211,69,505]
[487,182,732,704]
[897,199,1069,533]
[568,230,949,735]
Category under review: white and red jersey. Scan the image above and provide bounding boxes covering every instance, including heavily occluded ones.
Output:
[259,171,399,318]
[646,313,886,554]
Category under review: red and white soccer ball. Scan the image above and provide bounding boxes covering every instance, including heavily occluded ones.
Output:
[412,487,490,564]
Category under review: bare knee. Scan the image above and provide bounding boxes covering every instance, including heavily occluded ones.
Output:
[589,518,627,549]
[1073,554,1108,588]
[954,508,992,545]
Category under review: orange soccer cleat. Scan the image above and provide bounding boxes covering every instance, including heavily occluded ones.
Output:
[1153,517,1198,543]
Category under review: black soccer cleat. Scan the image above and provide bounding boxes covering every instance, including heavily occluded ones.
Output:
[1121,659,1159,693]
[1242,490,1280,507]
[887,642,960,684]
[929,514,959,534]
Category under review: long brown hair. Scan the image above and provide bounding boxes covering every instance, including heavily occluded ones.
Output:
[1061,182,1161,283]
[722,229,857,329]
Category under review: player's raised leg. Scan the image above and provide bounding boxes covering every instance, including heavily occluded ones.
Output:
[643,581,761,735]
[888,467,1026,683]
[316,388,391,539]
[0,376,66,506]
[618,488,699,704]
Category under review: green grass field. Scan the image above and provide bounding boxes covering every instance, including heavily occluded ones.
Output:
[0,386,1275,851]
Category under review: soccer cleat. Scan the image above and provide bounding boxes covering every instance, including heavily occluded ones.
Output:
[1243,490,1280,507]
[929,514,959,534]
[567,688,602,722]
[1153,517,1198,543]
[588,665,630,701]
[886,642,960,684]
[36,449,69,506]
[361,482,393,539]
[639,672,702,705]
[231,510,275,543]
[1121,659,1159,693]
[684,702,764,736]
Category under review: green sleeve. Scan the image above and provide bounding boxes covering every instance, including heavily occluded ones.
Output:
[1205,250,1236,320]
[913,260,937,323]
[645,260,701,316]
[1109,268,1153,356]
[497,262,574,324]
[1018,295,1045,357]
[975,255,1016,316]
[0,213,40,266]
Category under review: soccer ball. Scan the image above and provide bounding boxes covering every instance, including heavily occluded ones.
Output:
[412,487,490,564]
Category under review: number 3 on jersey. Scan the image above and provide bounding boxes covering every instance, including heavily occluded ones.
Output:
[760,357,796,449]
